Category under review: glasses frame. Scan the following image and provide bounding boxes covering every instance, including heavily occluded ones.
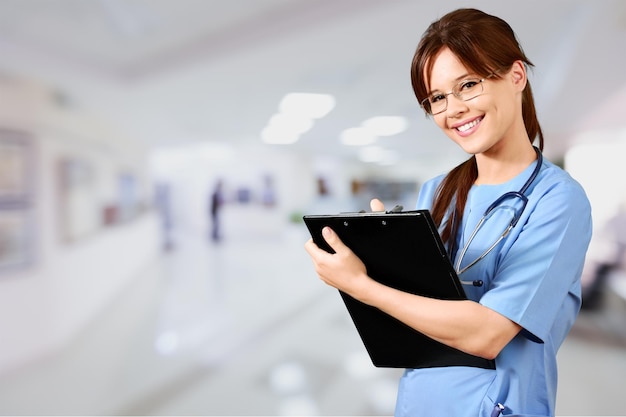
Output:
[420,72,498,116]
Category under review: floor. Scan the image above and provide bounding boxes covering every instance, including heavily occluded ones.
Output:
[0,206,625,416]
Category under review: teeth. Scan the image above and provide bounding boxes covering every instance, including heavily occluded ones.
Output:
[457,118,482,132]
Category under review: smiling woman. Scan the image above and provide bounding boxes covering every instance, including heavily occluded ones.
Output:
[304,8,593,417]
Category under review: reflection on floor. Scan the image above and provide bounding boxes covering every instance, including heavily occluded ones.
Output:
[0,207,625,416]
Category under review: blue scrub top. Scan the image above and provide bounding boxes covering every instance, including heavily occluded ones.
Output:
[395,158,592,417]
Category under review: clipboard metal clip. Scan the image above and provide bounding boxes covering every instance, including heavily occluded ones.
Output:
[385,205,404,213]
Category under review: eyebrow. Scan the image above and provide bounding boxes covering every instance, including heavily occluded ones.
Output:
[427,72,473,95]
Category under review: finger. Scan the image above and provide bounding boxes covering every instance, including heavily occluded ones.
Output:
[304,238,315,254]
[370,198,385,212]
[322,226,349,253]
[304,238,325,258]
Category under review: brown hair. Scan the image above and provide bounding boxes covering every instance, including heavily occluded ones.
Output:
[411,8,544,249]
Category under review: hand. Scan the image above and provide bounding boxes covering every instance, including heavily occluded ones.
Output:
[304,226,371,299]
[370,198,385,212]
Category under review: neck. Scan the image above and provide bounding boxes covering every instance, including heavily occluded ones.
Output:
[474,143,537,185]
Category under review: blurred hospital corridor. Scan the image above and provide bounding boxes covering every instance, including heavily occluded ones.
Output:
[1,0,626,416]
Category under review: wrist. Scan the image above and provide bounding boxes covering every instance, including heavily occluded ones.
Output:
[353,274,381,306]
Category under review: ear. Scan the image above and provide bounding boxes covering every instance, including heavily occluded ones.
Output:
[510,60,527,92]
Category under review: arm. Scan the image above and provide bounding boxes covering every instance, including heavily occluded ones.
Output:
[304,226,521,360]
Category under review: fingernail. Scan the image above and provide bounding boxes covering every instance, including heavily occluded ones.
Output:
[322,227,332,238]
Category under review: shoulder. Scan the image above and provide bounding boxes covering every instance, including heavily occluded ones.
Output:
[416,174,446,209]
[534,160,590,208]
[525,159,592,236]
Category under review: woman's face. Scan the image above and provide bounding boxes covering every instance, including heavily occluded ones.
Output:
[427,48,525,156]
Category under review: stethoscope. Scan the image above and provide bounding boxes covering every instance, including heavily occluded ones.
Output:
[453,146,543,287]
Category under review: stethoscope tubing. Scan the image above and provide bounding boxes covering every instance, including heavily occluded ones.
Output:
[456,147,543,284]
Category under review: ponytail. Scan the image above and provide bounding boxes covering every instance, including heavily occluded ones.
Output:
[522,82,544,151]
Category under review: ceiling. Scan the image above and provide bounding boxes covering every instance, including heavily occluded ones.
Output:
[0,0,625,168]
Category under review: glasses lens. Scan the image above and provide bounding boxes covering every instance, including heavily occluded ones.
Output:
[456,79,484,101]
[425,94,447,115]
[421,98,433,115]
[423,78,485,116]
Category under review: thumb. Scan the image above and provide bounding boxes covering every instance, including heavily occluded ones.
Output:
[322,226,348,252]
[370,198,385,212]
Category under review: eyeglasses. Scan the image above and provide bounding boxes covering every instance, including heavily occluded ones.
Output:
[420,73,496,116]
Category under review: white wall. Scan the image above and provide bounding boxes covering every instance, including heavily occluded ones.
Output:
[566,136,626,227]
[0,78,160,375]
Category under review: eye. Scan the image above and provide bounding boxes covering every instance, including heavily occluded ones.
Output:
[459,79,480,91]
[429,93,446,103]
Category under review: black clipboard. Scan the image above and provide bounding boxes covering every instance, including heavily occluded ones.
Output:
[303,209,495,370]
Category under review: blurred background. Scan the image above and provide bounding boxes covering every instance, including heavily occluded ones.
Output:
[0,0,625,415]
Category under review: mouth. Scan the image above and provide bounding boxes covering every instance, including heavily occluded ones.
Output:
[453,116,483,133]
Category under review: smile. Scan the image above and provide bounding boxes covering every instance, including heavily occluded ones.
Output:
[455,116,483,133]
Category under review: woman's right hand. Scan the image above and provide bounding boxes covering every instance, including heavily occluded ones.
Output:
[304,226,373,300]
[370,198,385,212]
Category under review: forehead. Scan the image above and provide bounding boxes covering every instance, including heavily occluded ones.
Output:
[426,48,471,91]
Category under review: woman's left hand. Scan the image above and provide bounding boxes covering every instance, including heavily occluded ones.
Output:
[304,226,372,300]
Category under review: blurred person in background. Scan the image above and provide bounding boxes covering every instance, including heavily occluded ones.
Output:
[155,183,174,251]
[582,203,626,310]
[305,8,592,417]
[209,178,224,242]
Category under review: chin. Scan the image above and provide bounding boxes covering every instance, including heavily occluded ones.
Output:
[451,135,496,156]
[452,139,483,155]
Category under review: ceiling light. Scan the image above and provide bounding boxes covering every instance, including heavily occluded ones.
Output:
[279,93,336,119]
[362,116,408,136]
[268,113,314,135]
[261,126,300,144]
[340,127,376,146]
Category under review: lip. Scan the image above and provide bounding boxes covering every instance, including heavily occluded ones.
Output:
[451,116,483,137]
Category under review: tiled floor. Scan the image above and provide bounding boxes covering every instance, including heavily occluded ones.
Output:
[0,207,625,416]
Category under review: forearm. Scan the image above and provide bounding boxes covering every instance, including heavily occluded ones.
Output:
[356,275,521,359]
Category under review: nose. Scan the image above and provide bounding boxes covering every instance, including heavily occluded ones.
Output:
[445,93,468,117]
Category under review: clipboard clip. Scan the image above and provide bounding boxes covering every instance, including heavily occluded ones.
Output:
[386,205,404,213]
[350,205,404,214]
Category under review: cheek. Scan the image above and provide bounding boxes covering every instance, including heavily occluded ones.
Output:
[433,115,460,143]
[434,114,448,131]
[490,100,517,133]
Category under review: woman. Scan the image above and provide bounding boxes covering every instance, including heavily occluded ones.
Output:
[304,8,592,417]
